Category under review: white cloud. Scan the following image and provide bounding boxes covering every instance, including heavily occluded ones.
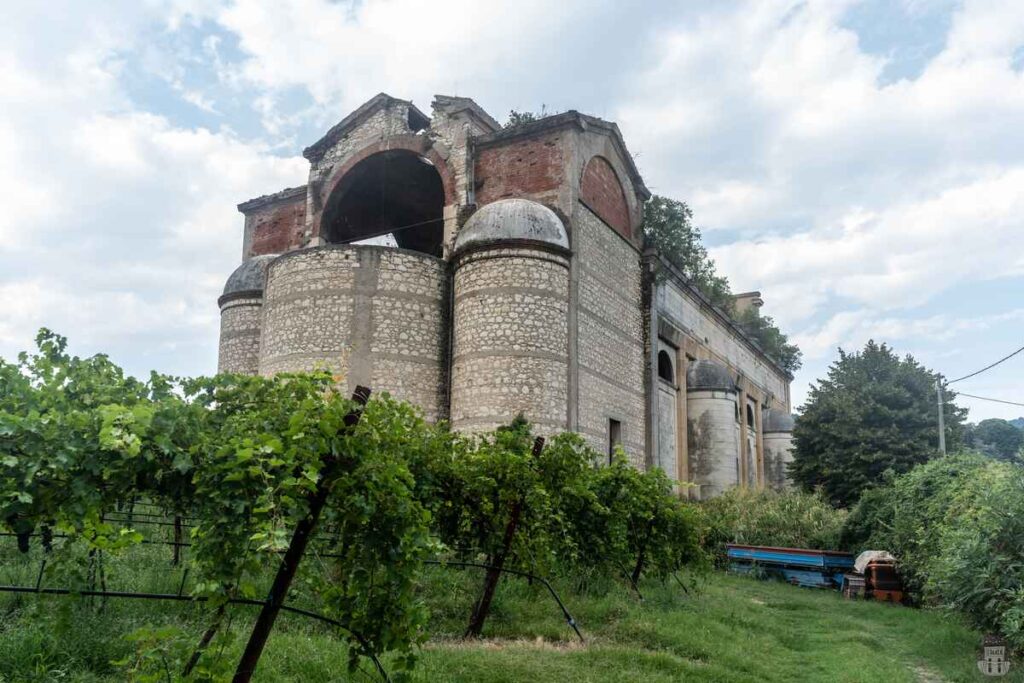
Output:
[0,7,306,376]
[711,168,1024,328]
[2,0,1022,421]
[793,309,1024,361]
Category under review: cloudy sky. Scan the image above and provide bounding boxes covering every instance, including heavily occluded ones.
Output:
[1,0,1022,420]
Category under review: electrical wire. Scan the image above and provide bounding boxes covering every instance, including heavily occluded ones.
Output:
[947,343,1024,384]
[954,392,1024,408]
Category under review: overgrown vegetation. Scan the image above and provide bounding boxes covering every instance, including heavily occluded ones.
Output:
[964,417,1024,461]
[698,488,846,567]
[642,195,801,374]
[791,340,967,507]
[0,555,999,682]
[843,453,1024,649]
[504,109,544,127]
[0,330,705,680]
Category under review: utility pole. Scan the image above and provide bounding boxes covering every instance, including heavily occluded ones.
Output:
[936,377,947,456]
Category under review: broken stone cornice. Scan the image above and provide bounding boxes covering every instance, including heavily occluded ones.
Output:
[237,185,307,214]
[431,94,501,133]
[302,92,431,163]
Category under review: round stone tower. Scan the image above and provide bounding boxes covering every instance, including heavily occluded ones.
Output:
[685,359,740,499]
[257,245,448,421]
[762,409,796,490]
[450,199,571,434]
[217,254,278,375]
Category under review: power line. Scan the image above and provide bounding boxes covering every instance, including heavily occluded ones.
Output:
[947,343,1024,384]
[955,392,1024,408]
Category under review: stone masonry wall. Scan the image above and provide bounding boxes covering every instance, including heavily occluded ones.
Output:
[451,245,569,435]
[217,297,263,375]
[258,245,448,421]
[573,204,646,466]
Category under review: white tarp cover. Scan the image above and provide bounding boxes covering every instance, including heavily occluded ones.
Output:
[854,550,895,574]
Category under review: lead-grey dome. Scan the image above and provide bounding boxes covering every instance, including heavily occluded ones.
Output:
[454,199,569,253]
[221,254,278,298]
[763,409,796,433]
[686,360,737,392]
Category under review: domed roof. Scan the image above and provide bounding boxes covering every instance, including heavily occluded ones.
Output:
[763,409,796,433]
[686,360,737,392]
[221,254,278,298]
[454,199,569,253]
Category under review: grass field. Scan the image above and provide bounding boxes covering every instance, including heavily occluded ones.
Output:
[0,537,1016,682]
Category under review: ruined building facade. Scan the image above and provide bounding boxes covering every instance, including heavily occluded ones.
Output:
[217,93,795,498]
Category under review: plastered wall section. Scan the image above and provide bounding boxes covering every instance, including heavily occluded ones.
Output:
[218,297,262,375]
[258,246,447,421]
[451,245,569,435]
[658,282,789,409]
[763,432,794,490]
[573,204,646,466]
[687,391,740,500]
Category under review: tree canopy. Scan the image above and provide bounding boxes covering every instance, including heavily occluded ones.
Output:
[643,195,801,374]
[965,418,1024,461]
[790,340,966,507]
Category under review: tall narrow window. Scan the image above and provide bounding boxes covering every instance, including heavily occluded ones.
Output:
[658,350,674,383]
[608,418,622,463]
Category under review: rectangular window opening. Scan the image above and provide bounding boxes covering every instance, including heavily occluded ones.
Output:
[608,418,622,464]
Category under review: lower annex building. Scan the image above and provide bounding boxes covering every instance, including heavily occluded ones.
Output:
[216,93,796,498]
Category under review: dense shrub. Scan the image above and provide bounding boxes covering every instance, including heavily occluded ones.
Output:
[840,453,995,594]
[556,451,705,587]
[1,330,709,675]
[843,453,1024,648]
[700,488,846,566]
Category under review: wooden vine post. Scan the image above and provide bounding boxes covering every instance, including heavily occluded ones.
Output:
[465,435,544,638]
[232,385,371,683]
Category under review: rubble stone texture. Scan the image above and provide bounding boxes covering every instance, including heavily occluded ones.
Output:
[217,92,797,496]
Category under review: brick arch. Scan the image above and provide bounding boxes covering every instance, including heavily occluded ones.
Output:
[311,135,456,241]
[579,155,631,239]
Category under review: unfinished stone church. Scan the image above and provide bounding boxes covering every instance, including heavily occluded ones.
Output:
[217,93,796,498]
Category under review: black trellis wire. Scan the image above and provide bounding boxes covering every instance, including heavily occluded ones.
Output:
[2,531,586,643]
[0,584,391,682]
[423,560,584,643]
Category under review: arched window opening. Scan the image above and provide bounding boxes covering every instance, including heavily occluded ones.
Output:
[658,350,674,383]
[321,150,445,257]
[746,404,755,429]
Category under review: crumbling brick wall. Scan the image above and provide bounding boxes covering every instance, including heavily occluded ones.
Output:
[579,156,631,240]
[240,189,307,258]
[474,132,565,208]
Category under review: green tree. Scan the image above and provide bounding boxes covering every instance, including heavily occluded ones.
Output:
[734,307,802,374]
[965,418,1024,461]
[643,195,734,310]
[790,340,966,507]
[642,195,802,373]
